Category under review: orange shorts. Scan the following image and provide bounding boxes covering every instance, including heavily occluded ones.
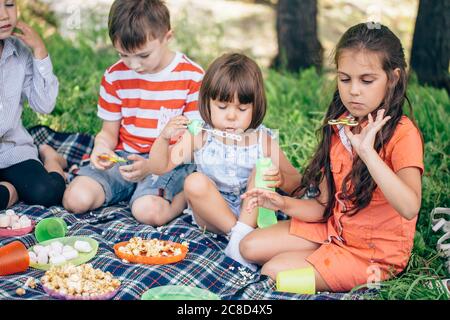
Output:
[290,219,392,292]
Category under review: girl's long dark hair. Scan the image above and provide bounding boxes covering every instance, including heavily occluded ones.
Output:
[293,23,417,219]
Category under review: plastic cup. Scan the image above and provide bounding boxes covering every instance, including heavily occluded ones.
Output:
[35,218,67,243]
[276,267,316,295]
[0,241,30,276]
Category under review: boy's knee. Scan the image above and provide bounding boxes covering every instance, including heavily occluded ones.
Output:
[63,187,95,214]
[184,173,210,197]
[131,196,167,226]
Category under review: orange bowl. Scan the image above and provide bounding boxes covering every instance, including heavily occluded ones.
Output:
[114,241,188,265]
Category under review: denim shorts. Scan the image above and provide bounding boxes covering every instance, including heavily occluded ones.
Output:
[77,150,196,207]
[187,187,245,229]
[221,189,244,217]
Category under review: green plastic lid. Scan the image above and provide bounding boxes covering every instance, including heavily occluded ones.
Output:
[35,218,67,243]
[29,236,98,271]
[187,120,203,136]
[141,285,221,300]
[257,207,278,229]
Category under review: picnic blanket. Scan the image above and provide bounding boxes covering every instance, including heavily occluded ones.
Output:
[0,126,372,300]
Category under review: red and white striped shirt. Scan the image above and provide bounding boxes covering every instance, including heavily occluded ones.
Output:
[97,52,204,153]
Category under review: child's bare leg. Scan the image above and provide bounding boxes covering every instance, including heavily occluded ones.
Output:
[222,169,260,270]
[240,220,320,265]
[39,144,68,180]
[131,192,186,226]
[184,172,238,234]
[0,181,18,208]
[261,251,331,292]
[62,176,105,214]
[238,168,258,228]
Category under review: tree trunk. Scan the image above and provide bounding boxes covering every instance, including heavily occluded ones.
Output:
[272,0,322,72]
[410,0,450,94]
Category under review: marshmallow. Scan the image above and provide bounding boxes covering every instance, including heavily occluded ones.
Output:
[74,241,92,253]
[37,251,48,265]
[33,245,45,255]
[10,215,19,224]
[5,209,15,216]
[11,222,22,230]
[28,252,37,264]
[48,250,61,258]
[49,255,67,265]
[19,216,31,228]
[50,241,64,254]
[62,250,78,260]
[62,245,73,253]
[0,214,10,228]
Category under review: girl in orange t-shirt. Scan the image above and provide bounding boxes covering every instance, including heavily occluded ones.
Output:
[240,23,424,292]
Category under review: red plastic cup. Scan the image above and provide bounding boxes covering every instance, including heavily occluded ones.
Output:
[0,241,30,276]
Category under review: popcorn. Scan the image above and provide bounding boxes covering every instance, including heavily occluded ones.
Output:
[119,237,182,258]
[41,264,121,298]
[16,288,26,296]
[25,277,37,289]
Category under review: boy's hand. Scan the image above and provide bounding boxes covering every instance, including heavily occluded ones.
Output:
[241,188,286,213]
[90,147,117,170]
[12,21,48,60]
[160,115,189,141]
[118,154,150,182]
[263,166,283,189]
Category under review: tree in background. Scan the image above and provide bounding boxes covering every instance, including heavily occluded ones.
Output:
[272,0,322,72]
[410,0,450,94]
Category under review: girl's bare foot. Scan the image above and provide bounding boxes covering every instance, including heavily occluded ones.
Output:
[39,144,68,180]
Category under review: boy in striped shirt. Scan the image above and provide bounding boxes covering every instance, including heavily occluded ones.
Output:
[63,0,203,226]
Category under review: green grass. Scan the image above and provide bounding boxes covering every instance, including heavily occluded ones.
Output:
[21,23,449,300]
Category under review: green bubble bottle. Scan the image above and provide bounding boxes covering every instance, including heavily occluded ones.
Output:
[255,158,278,228]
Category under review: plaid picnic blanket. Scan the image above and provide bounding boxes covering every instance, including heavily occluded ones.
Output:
[0,126,372,300]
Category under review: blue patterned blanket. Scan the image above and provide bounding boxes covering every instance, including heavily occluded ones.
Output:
[0,126,371,300]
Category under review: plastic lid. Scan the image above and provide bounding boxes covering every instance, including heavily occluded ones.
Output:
[0,241,30,276]
[35,218,67,243]
[29,236,99,271]
[187,120,203,136]
[141,285,220,300]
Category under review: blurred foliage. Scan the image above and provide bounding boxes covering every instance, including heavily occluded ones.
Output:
[18,0,450,300]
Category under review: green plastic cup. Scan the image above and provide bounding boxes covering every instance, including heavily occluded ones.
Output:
[35,218,67,243]
[276,267,316,295]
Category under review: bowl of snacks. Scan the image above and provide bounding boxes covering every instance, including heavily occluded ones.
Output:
[114,237,188,265]
[0,210,34,237]
[28,236,98,270]
[41,263,121,300]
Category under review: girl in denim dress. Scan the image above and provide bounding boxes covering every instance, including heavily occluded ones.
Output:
[148,53,300,270]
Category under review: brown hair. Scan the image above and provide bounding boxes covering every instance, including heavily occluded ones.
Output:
[108,0,171,51]
[199,53,267,130]
[293,23,420,219]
